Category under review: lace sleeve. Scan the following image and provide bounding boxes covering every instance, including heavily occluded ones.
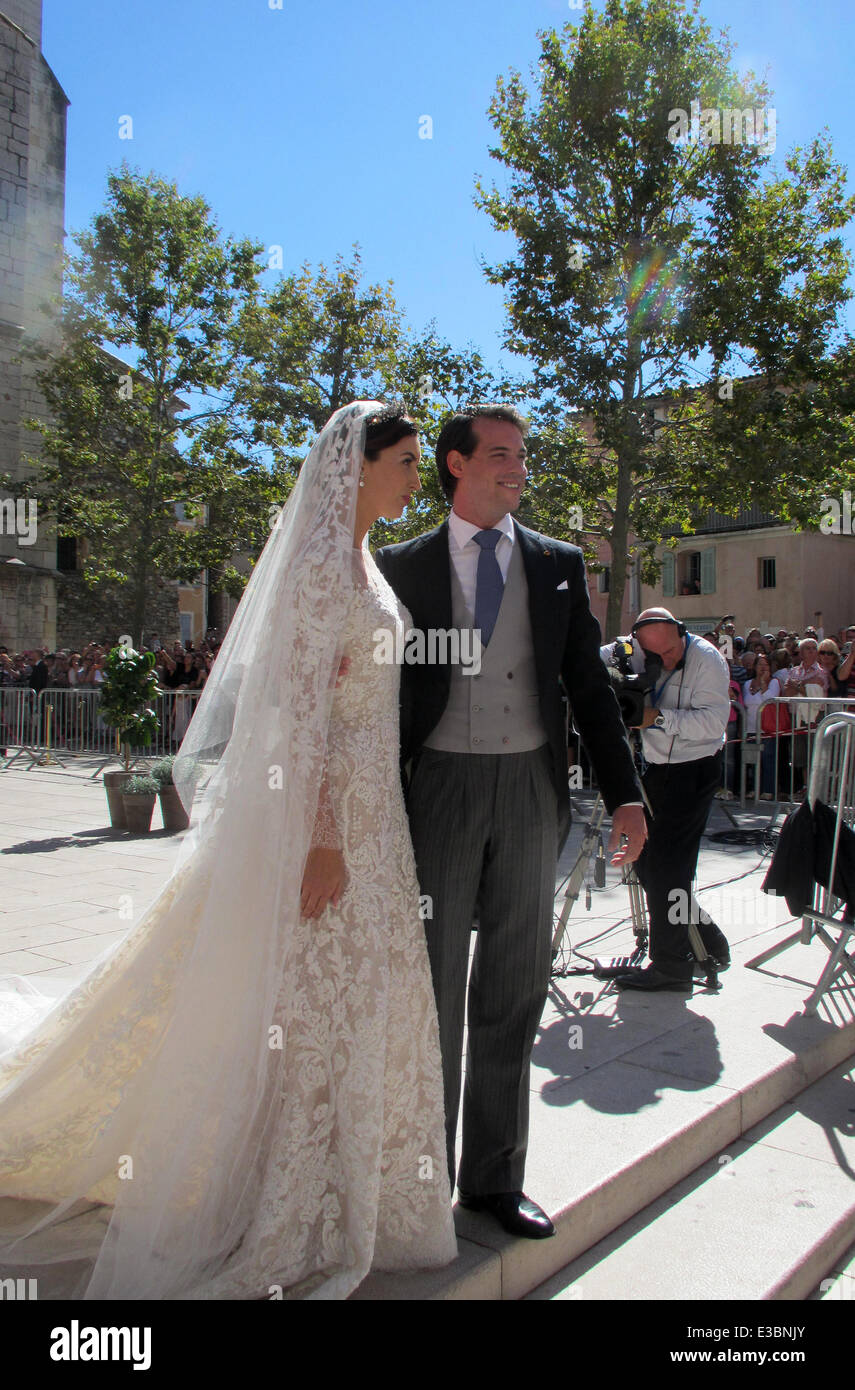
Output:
[310,766,341,850]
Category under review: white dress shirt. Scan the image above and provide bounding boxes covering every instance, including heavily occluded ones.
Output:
[449,510,642,809]
[447,510,515,620]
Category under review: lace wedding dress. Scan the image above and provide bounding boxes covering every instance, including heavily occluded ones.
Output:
[191,546,458,1298]
[0,402,457,1299]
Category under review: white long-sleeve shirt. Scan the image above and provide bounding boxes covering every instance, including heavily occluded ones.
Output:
[600,634,731,764]
[447,509,515,617]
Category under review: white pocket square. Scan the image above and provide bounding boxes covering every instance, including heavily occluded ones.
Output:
[557,580,568,590]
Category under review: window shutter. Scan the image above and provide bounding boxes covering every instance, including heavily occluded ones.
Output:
[700,547,716,594]
[662,550,675,597]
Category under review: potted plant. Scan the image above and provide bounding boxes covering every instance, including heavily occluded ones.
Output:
[99,645,161,829]
[150,754,191,832]
[121,773,160,835]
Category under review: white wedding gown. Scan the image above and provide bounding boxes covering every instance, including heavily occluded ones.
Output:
[0,548,457,1299]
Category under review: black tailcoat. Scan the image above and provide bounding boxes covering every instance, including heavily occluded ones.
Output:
[375,518,641,830]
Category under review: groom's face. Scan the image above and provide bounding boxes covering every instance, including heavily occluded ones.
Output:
[449,419,528,527]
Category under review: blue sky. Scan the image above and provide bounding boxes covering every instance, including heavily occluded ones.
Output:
[42,0,855,376]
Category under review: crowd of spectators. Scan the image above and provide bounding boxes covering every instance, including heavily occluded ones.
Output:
[706,615,855,801]
[146,633,219,692]
[0,630,221,755]
[0,631,221,694]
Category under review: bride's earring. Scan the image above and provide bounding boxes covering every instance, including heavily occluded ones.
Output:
[358,470,365,488]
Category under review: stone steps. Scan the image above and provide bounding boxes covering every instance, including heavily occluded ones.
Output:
[524,1057,855,1301]
[354,945,855,1300]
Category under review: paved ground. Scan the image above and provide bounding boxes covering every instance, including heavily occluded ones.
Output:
[0,757,784,974]
[1,757,853,1301]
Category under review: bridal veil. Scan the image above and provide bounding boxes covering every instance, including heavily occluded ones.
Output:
[0,401,387,1298]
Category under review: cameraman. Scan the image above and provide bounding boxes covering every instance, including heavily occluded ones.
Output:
[601,608,732,992]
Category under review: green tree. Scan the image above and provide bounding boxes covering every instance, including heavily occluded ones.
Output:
[23,164,283,645]
[476,0,855,635]
[242,247,405,450]
[246,257,526,548]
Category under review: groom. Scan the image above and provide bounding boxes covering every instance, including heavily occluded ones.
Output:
[376,405,646,1238]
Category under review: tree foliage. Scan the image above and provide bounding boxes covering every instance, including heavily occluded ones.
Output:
[476,0,855,634]
[23,163,284,643]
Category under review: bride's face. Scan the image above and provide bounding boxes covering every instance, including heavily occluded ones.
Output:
[362,434,422,521]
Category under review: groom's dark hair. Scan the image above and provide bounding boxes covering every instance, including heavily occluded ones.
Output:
[435,404,528,502]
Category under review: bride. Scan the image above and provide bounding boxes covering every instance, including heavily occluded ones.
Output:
[0,400,458,1300]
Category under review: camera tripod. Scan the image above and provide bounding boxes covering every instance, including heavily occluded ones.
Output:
[550,786,723,991]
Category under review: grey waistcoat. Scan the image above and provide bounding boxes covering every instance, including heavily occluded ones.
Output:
[423,539,549,755]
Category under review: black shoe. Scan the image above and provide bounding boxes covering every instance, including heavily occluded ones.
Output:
[613,964,693,992]
[457,1190,555,1239]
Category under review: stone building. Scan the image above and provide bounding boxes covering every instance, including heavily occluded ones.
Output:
[576,394,855,642]
[0,0,67,649]
[0,2,187,654]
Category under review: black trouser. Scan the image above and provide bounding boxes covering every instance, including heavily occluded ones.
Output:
[406,745,558,1195]
[635,750,725,979]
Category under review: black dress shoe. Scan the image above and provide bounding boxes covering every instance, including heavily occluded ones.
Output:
[613,964,693,992]
[457,1190,555,1239]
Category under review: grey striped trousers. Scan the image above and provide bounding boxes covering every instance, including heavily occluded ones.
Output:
[406,744,558,1194]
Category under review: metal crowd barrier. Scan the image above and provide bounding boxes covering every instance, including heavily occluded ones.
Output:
[746,710,855,1016]
[712,695,855,808]
[568,695,855,810]
[0,686,202,770]
[735,696,855,809]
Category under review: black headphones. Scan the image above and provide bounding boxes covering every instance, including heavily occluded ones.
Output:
[631,615,688,639]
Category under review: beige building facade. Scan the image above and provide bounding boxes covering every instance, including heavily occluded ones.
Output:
[639,523,855,640]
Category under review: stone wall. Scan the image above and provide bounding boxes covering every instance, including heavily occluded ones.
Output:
[0,557,54,648]
[0,4,42,45]
[0,3,67,643]
[56,574,182,653]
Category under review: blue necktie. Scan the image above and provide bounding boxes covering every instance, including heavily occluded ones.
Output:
[473,529,504,647]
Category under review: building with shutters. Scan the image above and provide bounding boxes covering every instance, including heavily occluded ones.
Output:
[577,417,854,642]
[637,506,855,639]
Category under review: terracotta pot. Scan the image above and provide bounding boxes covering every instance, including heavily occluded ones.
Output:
[104,770,132,829]
[122,791,156,835]
[158,784,189,832]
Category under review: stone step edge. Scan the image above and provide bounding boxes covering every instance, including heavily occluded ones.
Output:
[768,1208,855,1302]
[522,1062,855,1303]
[354,1012,855,1300]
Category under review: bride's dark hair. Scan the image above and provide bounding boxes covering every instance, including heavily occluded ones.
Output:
[364,403,418,459]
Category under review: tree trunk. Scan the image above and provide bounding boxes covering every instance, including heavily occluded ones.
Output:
[605,453,634,639]
[132,558,149,651]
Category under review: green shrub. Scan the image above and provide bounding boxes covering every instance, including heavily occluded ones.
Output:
[99,645,161,771]
[124,774,159,796]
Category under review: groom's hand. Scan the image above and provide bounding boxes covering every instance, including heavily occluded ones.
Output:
[607,804,647,866]
[301,847,347,919]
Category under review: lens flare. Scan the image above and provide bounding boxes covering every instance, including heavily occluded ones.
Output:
[625,248,682,331]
